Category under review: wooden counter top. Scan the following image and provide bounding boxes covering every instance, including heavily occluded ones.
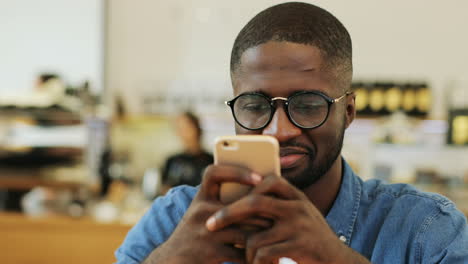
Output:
[0,213,132,264]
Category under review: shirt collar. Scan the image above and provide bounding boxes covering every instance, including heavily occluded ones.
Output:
[325,158,362,245]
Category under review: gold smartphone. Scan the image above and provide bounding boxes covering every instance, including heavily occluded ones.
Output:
[214,135,280,204]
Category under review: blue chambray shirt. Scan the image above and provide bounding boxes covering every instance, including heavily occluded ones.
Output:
[115,160,468,263]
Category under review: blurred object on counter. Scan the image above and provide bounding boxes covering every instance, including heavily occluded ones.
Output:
[90,178,149,225]
[161,112,213,192]
[21,185,89,218]
[353,80,431,118]
[372,111,417,145]
[91,200,120,224]
[414,168,443,184]
[21,187,66,217]
[0,73,65,108]
[447,109,468,146]
[446,79,468,111]
[91,180,130,223]
[373,164,392,182]
[119,184,149,225]
[86,117,110,187]
[445,79,468,146]
[142,168,160,200]
[98,147,113,197]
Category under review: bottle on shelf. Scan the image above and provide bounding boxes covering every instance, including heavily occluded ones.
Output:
[369,82,386,116]
[446,80,468,145]
[384,82,402,115]
[352,82,368,116]
[402,83,417,116]
[415,82,431,118]
[451,114,468,145]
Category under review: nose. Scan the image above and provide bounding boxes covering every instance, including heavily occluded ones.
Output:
[262,105,302,143]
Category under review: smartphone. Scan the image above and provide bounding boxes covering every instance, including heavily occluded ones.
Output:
[214,135,280,204]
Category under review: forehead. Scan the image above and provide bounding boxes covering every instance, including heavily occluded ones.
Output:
[233,41,336,97]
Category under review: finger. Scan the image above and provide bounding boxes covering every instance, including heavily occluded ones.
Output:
[246,225,289,263]
[237,216,273,230]
[213,226,249,246]
[206,194,290,231]
[200,165,262,201]
[215,244,246,264]
[252,174,305,200]
[252,241,298,264]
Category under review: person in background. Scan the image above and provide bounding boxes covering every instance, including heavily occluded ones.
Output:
[116,2,468,264]
[161,111,213,192]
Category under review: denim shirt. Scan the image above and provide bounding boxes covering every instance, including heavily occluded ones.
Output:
[115,160,468,263]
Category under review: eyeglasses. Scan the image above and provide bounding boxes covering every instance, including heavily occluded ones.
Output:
[225,91,351,130]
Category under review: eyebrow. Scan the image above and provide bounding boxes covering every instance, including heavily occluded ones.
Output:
[239,90,270,97]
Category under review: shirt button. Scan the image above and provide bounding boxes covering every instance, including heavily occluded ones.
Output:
[339,235,347,243]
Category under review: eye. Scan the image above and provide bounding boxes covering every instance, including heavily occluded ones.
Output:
[293,103,320,110]
[290,101,326,116]
[242,103,269,112]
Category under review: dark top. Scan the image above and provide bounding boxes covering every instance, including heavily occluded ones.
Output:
[162,151,213,187]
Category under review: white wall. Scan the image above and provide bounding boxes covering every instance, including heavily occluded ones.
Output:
[107,0,468,118]
[0,0,104,95]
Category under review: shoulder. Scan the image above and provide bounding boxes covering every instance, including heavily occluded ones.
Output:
[115,185,198,263]
[163,185,199,207]
[361,179,461,224]
[360,179,468,262]
[362,179,453,208]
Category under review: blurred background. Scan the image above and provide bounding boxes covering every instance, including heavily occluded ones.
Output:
[0,0,467,263]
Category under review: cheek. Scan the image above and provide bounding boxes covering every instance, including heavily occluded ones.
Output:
[307,116,344,153]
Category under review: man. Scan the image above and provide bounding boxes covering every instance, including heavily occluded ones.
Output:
[116,2,468,263]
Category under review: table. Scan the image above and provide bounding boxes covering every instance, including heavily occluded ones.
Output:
[0,212,132,264]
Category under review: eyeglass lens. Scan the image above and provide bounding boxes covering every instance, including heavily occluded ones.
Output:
[234,94,271,129]
[232,93,329,129]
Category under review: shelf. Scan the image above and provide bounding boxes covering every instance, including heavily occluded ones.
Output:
[0,107,81,124]
[0,167,97,192]
[0,124,87,149]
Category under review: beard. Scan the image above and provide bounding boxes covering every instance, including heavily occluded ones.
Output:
[283,122,346,190]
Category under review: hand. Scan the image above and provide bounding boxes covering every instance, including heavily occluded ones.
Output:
[206,175,370,264]
[144,164,261,264]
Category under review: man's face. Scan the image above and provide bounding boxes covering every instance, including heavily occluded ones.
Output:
[231,41,354,189]
[176,115,199,148]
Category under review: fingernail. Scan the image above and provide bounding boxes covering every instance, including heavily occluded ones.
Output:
[206,216,216,230]
[251,172,262,184]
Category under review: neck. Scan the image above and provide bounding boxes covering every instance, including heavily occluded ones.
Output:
[185,142,202,155]
[302,156,343,216]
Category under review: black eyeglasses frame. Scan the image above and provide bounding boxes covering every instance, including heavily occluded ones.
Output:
[225,90,352,130]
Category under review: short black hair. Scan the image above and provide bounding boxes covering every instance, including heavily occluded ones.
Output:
[182,111,202,139]
[230,2,352,91]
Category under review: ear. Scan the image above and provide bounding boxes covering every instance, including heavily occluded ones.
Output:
[345,92,356,129]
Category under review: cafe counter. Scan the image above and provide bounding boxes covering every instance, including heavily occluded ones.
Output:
[0,212,131,264]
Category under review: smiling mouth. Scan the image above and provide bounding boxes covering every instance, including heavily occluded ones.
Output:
[280,148,309,169]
